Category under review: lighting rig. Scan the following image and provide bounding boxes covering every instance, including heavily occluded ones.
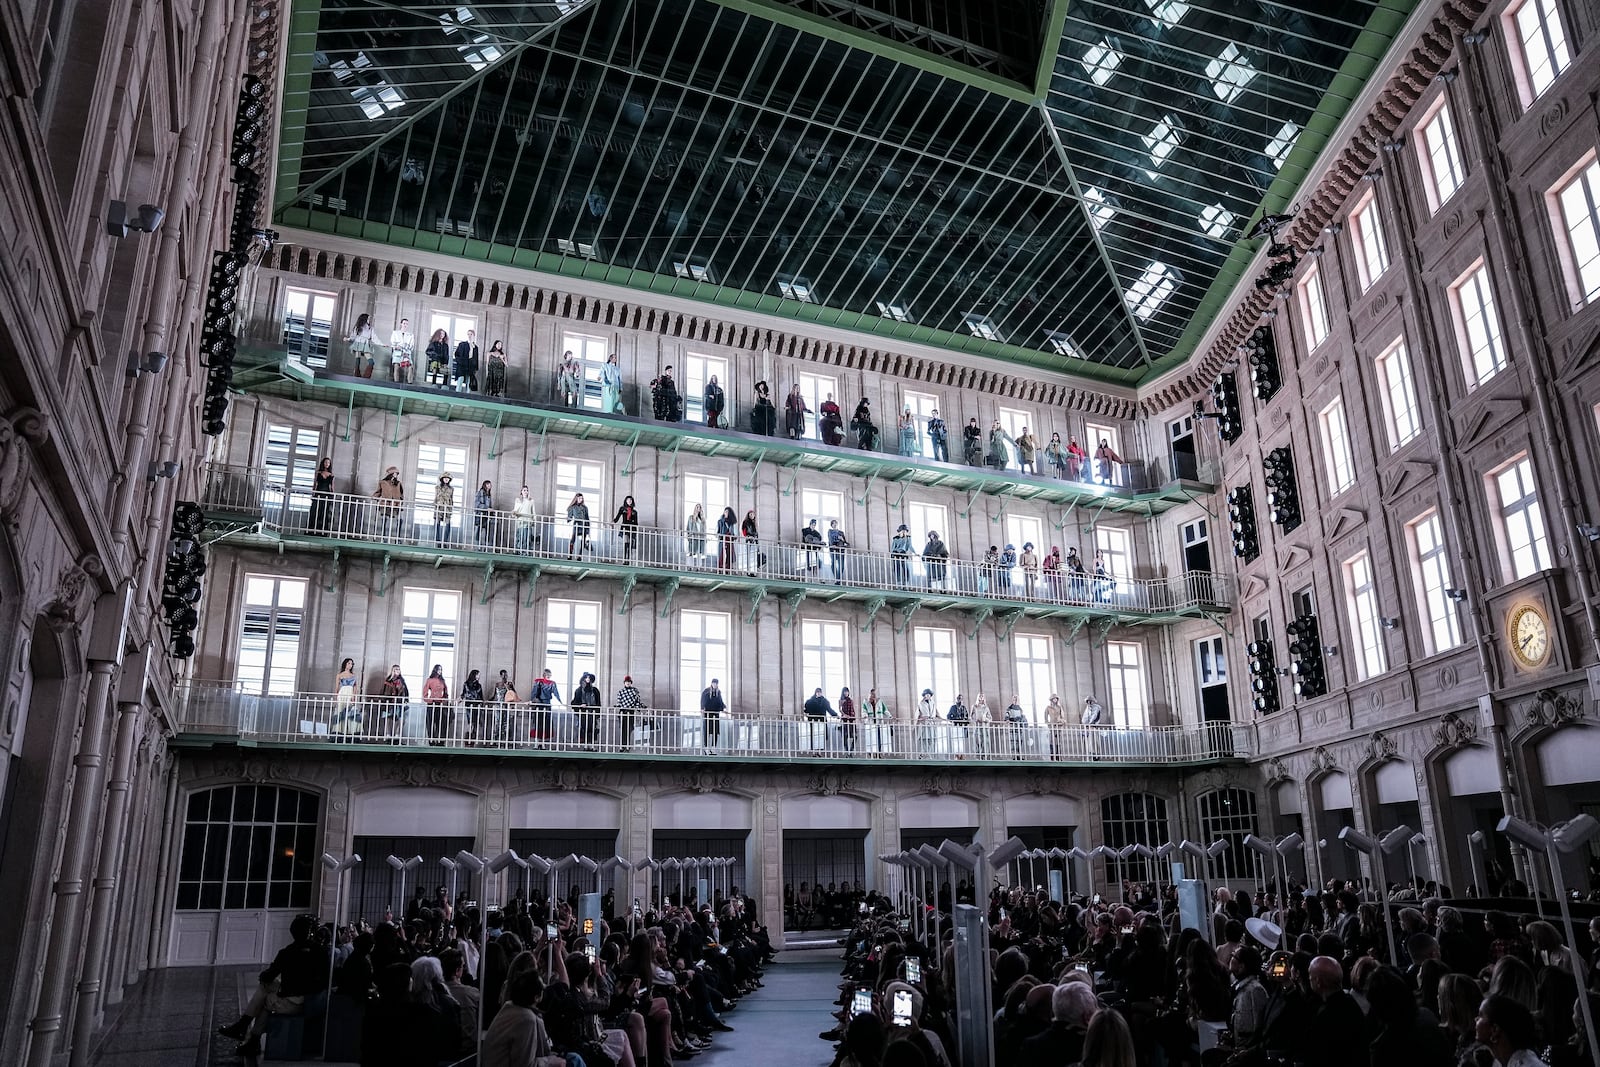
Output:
[161,502,207,658]
[1247,638,1280,713]
[1243,326,1281,403]
[1262,447,1302,533]
[1226,484,1260,563]
[1250,212,1299,295]
[1285,613,1327,698]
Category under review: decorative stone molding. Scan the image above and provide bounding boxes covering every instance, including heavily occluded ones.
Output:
[227,757,291,784]
[1434,711,1478,749]
[0,406,50,529]
[540,768,599,792]
[385,760,452,787]
[921,771,960,797]
[1018,771,1058,796]
[676,767,736,794]
[805,770,856,797]
[1367,731,1399,764]
[1262,757,1291,786]
[1526,688,1585,729]
[42,555,103,633]
[1309,746,1339,775]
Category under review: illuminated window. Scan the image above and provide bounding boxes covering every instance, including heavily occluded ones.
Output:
[1417,100,1467,212]
[1126,262,1176,321]
[1375,339,1421,450]
[682,474,729,564]
[801,620,850,703]
[1266,121,1299,171]
[902,391,941,460]
[1082,39,1122,86]
[912,627,960,708]
[553,458,605,544]
[176,785,318,910]
[281,288,336,362]
[1084,186,1116,231]
[1343,552,1387,680]
[1298,263,1329,348]
[1206,43,1256,103]
[1317,396,1355,497]
[1553,156,1600,307]
[1143,115,1182,176]
[1106,642,1148,728]
[412,442,469,532]
[1449,262,1507,387]
[400,588,460,691]
[560,330,609,410]
[797,371,837,442]
[1489,455,1551,581]
[1507,0,1571,104]
[1144,0,1189,27]
[1199,203,1234,239]
[236,576,307,696]
[1349,190,1390,290]
[678,611,730,714]
[683,352,731,424]
[1406,511,1463,655]
[545,600,601,706]
[1095,526,1133,594]
[262,422,321,513]
[1013,635,1054,723]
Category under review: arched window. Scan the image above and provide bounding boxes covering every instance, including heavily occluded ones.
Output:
[177,785,319,910]
[1197,788,1261,881]
[1099,792,1169,883]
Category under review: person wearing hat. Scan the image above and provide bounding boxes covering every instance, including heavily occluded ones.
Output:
[750,379,776,435]
[571,671,602,748]
[999,543,1017,591]
[923,530,948,589]
[372,465,405,539]
[980,544,1000,593]
[433,472,455,545]
[614,674,645,747]
[916,687,938,754]
[1020,541,1040,598]
[891,524,914,585]
[962,416,983,465]
[850,397,877,450]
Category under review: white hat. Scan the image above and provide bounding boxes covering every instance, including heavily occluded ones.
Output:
[1245,916,1282,949]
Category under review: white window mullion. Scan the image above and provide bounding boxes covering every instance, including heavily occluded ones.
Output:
[1377,340,1421,450]
[1344,552,1387,680]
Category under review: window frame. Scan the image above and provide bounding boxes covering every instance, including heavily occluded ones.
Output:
[544,599,601,708]
[912,626,961,710]
[1317,395,1356,497]
[261,422,322,514]
[1504,0,1572,108]
[683,351,731,424]
[902,391,941,460]
[1487,454,1552,582]
[1549,152,1600,311]
[1348,189,1390,291]
[1449,259,1509,388]
[236,575,308,696]
[412,442,470,531]
[559,331,610,411]
[1375,338,1422,451]
[1298,262,1330,349]
[1012,633,1055,724]
[1106,641,1148,728]
[399,587,461,692]
[1343,551,1387,681]
[800,618,850,705]
[796,371,838,442]
[678,610,731,715]
[282,287,337,364]
[1405,509,1463,656]
[553,458,606,543]
[1415,96,1467,214]
[683,474,730,564]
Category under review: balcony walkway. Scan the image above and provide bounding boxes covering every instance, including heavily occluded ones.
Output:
[240,353,1215,517]
[173,684,1253,767]
[201,465,1233,630]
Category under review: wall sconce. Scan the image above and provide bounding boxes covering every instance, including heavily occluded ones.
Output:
[1307,245,1325,258]
[1444,588,1468,602]
[1362,169,1384,183]
[106,201,166,238]
[1462,30,1488,45]
[1381,139,1405,155]
[125,351,169,378]
[146,460,180,482]
[1379,617,1401,631]
[1576,522,1600,543]
[1262,308,1278,320]
[1321,645,1339,656]
[1436,67,1458,84]
[1322,222,1343,235]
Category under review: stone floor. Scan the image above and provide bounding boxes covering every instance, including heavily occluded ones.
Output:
[89,936,844,1067]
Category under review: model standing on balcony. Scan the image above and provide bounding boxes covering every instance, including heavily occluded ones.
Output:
[962,418,982,465]
[494,670,518,742]
[898,408,918,457]
[530,669,560,744]
[704,375,726,428]
[700,679,726,754]
[751,380,776,435]
[483,340,507,397]
[434,473,456,545]
[474,480,494,548]
[1093,550,1112,601]
[572,672,602,748]
[422,665,450,745]
[1044,694,1067,760]
[1066,547,1087,601]
[613,496,640,559]
[971,694,992,754]
[740,509,761,574]
[927,409,948,462]
[373,466,404,539]
[566,493,591,559]
[601,352,624,413]
[1045,432,1067,479]
[715,507,737,572]
[557,350,582,407]
[309,456,335,533]
[1016,427,1037,474]
[347,313,376,377]
[801,519,824,577]
[379,664,409,743]
[452,330,480,392]
[838,687,856,752]
[462,669,487,744]
[1094,437,1123,484]
[425,328,450,386]
[615,675,644,747]
[827,519,849,583]
[389,318,414,383]
[851,398,877,450]
[923,530,948,589]
[946,693,969,756]
[916,688,938,753]
[783,383,807,439]
[1020,542,1040,598]
[819,393,843,445]
[1043,545,1063,600]
[334,658,361,736]
[891,524,913,585]
[987,420,1013,470]
[998,543,1016,592]
[685,504,706,565]
[513,485,537,552]
[1003,695,1028,754]
[1067,436,1088,480]
[980,545,999,593]
[863,688,889,755]
[651,365,682,422]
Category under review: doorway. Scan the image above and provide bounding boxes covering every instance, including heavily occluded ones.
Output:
[1182,519,1212,573]
[1169,415,1197,481]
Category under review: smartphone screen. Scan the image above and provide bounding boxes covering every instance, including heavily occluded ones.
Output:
[546,923,558,939]
[897,919,910,932]
[892,989,913,1026]
[1072,963,1089,975]
[1270,959,1288,980]
[851,988,873,1016]
[584,944,597,962]
[904,958,921,984]
[999,908,1007,922]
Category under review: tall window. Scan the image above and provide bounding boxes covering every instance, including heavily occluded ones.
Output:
[1450,262,1507,387]
[906,502,948,581]
[545,600,600,703]
[1317,397,1356,496]
[553,459,605,543]
[1507,0,1571,105]
[400,588,460,688]
[1196,789,1260,881]
[262,423,322,512]
[1344,551,1387,680]
[1553,156,1600,308]
[1106,641,1147,728]
[997,406,1032,470]
[678,611,731,713]
[1490,456,1551,580]
[683,474,729,562]
[800,620,849,701]
[1094,525,1133,592]
[1194,634,1227,687]
[412,442,469,533]
[797,372,837,441]
[799,488,847,532]
[1012,634,1054,722]
[429,311,477,350]
[1298,264,1329,349]
[1407,510,1463,655]
[1349,191,1390,291]
[236,576,307,695]
[912,627,960,708]
[1417,99,1467,212]
[1100,793,1167,881]
[1005,515,1045,562]
[902,391,941,460]
[683,352,731,424]
[282,288,336,363]
[1375,339,1421,450]
[1085,422,1121,459]
[560,331,609,410]
[176,785,319,910]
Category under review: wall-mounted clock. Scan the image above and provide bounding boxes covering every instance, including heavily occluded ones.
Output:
[1507,602,1551,670]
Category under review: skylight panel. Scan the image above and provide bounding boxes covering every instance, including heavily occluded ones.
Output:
[778,277,815,303]
[1199,203,1235,238]
[876,301,911,321]
[557,238,599,258]
[1081,39,1123,87]
[458,34,504,71]
[1144,0,1190,27]
[1206,43,1257,103]
[1084,186,1116,231]
[1142,115,1182,177]
[1126,262,1176,321]
[1045,331,1085,359]
[1266,121,1300,171]
[351,82,404,120]
[673,260,712,282]
[964,314,1002,341]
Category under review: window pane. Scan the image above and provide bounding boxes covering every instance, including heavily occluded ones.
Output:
[1454,264,1506,386]
[1420,103,1466,209]
[1557,159,1600,305]
[1513,0,1571,100]
[1377,340,1421,449]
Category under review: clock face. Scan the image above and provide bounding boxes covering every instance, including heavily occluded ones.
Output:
[1509,604,1550,668]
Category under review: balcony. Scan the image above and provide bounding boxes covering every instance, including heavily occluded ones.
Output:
[238,352,1216,516]
[172,682,1253,767]
[201,464,1234,626]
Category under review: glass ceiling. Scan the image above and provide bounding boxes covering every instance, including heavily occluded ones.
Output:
[274,0,1418,384]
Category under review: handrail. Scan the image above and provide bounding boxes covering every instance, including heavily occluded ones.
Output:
[201,463,1234,616]
[172,680,1254,765]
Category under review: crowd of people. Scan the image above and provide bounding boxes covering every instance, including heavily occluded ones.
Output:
[333,326,1133,485]
[818,875,1600,1067]
[217,887,775,1066]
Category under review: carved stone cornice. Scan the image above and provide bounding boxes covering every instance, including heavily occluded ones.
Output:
[806,770,856,797]
[1434,711,1478,749]
[0,406,50,530]
[677,767,736,795]
[1526,688,1586,729]
[1367,730,1399,764]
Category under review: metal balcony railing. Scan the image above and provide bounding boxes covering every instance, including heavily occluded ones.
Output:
[201,463,1234,617]
[173,681,1253,765]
